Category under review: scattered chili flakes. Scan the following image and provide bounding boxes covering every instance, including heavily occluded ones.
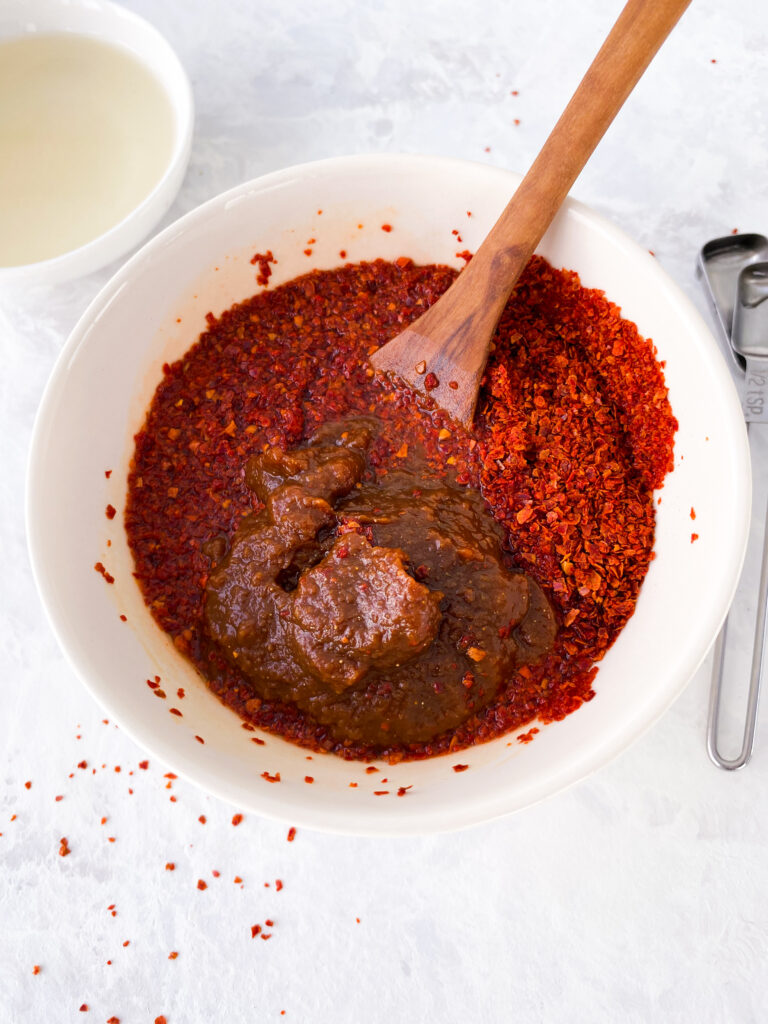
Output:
[138,760,149,770]
[165,862,175,871]
[197,879,207,890]
[231,813,244,826]
[304,775,314,783]
[690,507,696,520]
[59,837,71,856]
[381,224,392,232]
[32,964,40,975]
[251,924,262,937]
[168,951,178,960]
[251,250,276,287]
[517,727,539,744]
[275,879,283,891]
[198,815,206,824]
[177,687,185,699]
[105,504,117,520]
[691,533,699,543]
[25,780,31,789]
[397,785,413,796]
[79,1005,88,1012]
[452,764,469,773]
[195,734,205,744]
[261,771,281,783]
[55,794,64,802]
[94,561,114,584]
[287,827,296,842]
[155,1017,167,1024]
[105,469,112,478]
[169,708,183,717]
[107,1017,120,1024]
[373,790,389,796]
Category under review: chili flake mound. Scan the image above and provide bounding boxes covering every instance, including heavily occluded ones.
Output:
[125,256,676,762]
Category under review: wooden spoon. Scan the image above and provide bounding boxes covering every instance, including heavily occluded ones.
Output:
[371,0,691,426]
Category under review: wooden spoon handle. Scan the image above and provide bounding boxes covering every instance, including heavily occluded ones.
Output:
[467,0,691,301]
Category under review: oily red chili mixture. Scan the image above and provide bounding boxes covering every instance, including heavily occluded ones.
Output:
[125,256,676,762]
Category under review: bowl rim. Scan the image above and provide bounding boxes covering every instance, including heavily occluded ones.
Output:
[26,153,752,835]
[0,0,194,283]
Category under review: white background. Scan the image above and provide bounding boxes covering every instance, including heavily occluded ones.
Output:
[2,1,768,1021]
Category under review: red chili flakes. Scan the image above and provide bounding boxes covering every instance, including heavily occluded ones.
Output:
[119,614,127,622]
[55,794,64,802]
[511,89,519,96]
[59,836,71,856]
[79,1005,88,1012]
[138,760,149,770]
[250,250,276,287]
[304,776,314,783]
[212,869,220,878]
[452,764,469,773]
[251,924,261,937]
[373,790,389,796]
[168,951,178,960]
[94,561,115,584]
[125,256,677,762]
[517,727,539,744]
[261,771,281,783]
[177,687,185,699]
[396,785,413,796]
[105,504,117,520]
[122,940,130,947]
[381,224,392,232]
[107,1018,120,1024]
[513,118,521,126]
[32,964,40,975]
[195,734,205,744]
[423,372,439,391]
[234,875,243,884]
[339,249,347,259]
[251,736,266,746]
[365,765,378,774]
[101,817,107,825]
[275,879,283,891]
[691,533,699,543]
[198,815,206,824]
[231,813,243,826]
[196,879,207,891]
[25,780,31,789]
[105,469,112,478]
[287,827,296,842]
[169,708,183,717]
[155,1017,167,1024]
[690,507,696,520]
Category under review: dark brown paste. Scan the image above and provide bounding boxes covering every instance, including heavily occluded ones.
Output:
[124,256,677,762]
[204,419,556,746]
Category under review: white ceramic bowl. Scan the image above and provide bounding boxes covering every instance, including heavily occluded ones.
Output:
[0,0,193,287]
[27,154,751,835]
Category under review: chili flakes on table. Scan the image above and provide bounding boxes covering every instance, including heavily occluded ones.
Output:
[125,255,676,762]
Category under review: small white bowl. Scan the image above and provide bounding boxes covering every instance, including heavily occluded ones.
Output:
[0,0,193,287]
[27,154,751,835]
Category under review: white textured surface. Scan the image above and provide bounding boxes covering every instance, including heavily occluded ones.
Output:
[2,1,768,1020]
